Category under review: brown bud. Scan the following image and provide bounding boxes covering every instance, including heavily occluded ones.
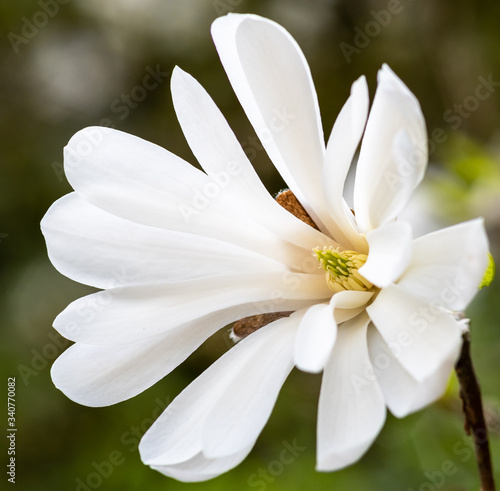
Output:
[275,189,319,230]
[232,311,293,339]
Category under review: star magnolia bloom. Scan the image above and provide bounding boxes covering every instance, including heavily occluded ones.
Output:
[41,13,489,482]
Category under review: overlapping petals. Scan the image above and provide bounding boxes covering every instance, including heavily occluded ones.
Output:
[42,12,490,484]
[139,316,300,481]
[317,313,386,471]
[353,64,428,232]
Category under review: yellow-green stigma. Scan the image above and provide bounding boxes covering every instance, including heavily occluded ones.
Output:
[314,247,373,293]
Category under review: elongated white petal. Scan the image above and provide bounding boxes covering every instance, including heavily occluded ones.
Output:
[323,76,369,250]
[294,291,373,373]
[151,447,253,483]
[398,218,489,311]
[202,314,300,457]
[317,313,386,471]
[171,66,268,201]
[171,66,334,253]
[51,317,226,407]
[359,220,413,287]
[366,284,462,382]
[53,273,330,345]
[367,325,460,418]
[41,193,290,290]
[212,14,337,234]
[354,65,427,232]
[63,126,205,230]
[139,314,299,466]
[61,126,313,265]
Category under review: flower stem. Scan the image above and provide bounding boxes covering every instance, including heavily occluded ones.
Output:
[454,330,496,490]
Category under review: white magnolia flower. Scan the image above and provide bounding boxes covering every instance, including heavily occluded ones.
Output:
[42,14,489,482]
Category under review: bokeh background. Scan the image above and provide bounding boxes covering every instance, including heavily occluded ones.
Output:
[1,0,500,489]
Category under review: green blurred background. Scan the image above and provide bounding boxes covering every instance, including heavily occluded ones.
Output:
[1,0,500,489]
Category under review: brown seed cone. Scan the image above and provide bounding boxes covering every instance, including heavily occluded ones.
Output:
[275,189,319,230]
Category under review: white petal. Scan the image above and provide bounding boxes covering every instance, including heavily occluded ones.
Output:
[293,303,336,374]
[212,14,336,234]
[41,193,289,289]
[317,313,386,471]
[323,76,369,250]
[170,66,334,254]
[50,318,224,407]
[354,65,427,231]
[359,220,413,287]
[367,325,460,418]
[333,290,374,324]
[398,218,489,311]
[61,126,313,265]
[62,126,221,230]
[53,273,330,345]
[293,290,373,373]
[366,284,462,382]
[139,314,299,466]
[331,290,374,310]
[151,447,253,483]
[202,314,300,457]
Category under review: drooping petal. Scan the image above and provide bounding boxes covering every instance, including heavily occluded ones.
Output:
[51,316,228,407]
[139,314,300,468]
[354,65,427,232]
[397,218,489,311]
[211,14,337,234]
[293,291,373,373]
[367,325,460,418]
[202,313,301,458]
[293,303,336,374]
[53,273,330,345]
[151,448,253,483]
[61,126,312,265]
[359,220,413,288]
[170,66,334,253]
[317,313,386,471]
[323,76,369,250]
[366,284,463,382]
[41,193,291,290]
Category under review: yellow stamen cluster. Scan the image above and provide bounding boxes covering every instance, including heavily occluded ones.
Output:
[314,247,373,293]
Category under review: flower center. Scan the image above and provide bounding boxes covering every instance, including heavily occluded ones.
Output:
[314,247,373,293]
